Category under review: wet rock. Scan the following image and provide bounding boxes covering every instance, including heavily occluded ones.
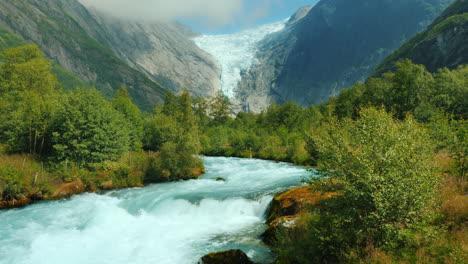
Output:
[214,177,226,182]
[49,179,86,200]
[263,185,336,245]
[198,249,254,264]
[0,196,33,209]
[262,215,300,245]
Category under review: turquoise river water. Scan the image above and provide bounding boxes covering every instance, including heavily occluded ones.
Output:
[0,157,312,264]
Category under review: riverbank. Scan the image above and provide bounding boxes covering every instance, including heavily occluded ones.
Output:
[0,151,205,210]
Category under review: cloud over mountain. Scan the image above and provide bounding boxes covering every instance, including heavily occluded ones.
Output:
[78,0,246,27]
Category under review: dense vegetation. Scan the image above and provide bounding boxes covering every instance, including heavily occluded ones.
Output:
[0,45,202,205]
[269,63,467,262]
[0,42,466,262]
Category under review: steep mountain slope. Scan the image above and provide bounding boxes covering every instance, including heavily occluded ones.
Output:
[65,4,220,98]
[0,0,169,109]
[375,0,468,75]
[0,25,88,91]
[0,0,221,109]
[237,0,453,112]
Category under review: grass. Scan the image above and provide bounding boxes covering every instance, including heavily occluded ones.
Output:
[0,154,57,201]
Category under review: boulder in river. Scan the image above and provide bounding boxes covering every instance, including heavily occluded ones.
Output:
[262,185,336,245]
[198,249,254,264]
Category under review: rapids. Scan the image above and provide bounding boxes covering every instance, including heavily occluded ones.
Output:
[0,157,312,264]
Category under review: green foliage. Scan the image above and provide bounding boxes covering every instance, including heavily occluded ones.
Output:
[299,108,440,261]
[143,91,203,181]
[197,98,323,164]
[112,86,144,151]
[51,88,131,167]
[0,45,60,155]
[0,165,22,201]
[0,27,26,51]
[336,60,468,121]
[427,114,468,178]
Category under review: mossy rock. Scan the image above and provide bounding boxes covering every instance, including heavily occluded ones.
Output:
[266,185,334,224]
[49,179,86,200]
[198,249,254,264]
[263,185,337,245]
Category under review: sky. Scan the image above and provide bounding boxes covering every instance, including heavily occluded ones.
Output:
[78,0,319,35]
[181,0,319,34]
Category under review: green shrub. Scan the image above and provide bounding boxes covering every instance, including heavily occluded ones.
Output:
[0,165,23,201]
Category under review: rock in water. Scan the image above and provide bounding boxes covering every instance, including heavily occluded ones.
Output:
[262,185,336,245]
[198,249,254,264]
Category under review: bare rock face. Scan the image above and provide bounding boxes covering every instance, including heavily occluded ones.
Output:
[237,0,452,112]
[198,249,254,264]
[70,8,221,98]
[0,0,221,110]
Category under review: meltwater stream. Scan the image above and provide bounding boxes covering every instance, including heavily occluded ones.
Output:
[0,157,312,264]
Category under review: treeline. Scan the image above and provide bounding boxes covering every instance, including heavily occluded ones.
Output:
[191,60,466,173]
[0,45,203,204]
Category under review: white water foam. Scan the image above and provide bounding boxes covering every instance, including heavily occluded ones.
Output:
[0,157,312,264]
[194,21,287,98]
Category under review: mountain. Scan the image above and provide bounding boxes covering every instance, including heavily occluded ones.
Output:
[374,0,468,75]
[0,0,220,110]
[65,6,220,98]
[236,0,453,112]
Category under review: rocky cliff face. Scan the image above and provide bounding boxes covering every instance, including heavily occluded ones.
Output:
[0,0,220,109]
[237,0,453,112]
[65,6,221,98]
[375,0,468,75]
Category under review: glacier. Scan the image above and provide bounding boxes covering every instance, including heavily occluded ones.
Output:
[194,20,287,98]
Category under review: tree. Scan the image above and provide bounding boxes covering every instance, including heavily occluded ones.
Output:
[0,45,60,155]
[305,107,439,260]
[51,88,131,167]
[143,114,180,151]
[431,66,468,119]
[389,60,432,118]
[112,86,144,151]
[209,91,231,125]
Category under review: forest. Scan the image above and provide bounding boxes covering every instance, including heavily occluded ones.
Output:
[0,45,467,262]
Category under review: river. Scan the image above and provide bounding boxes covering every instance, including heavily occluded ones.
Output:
[0,157,312,264]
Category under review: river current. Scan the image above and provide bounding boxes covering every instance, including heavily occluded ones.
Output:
[0,157,312,264]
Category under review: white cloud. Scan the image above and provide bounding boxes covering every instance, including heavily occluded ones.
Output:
[78,0,246,27]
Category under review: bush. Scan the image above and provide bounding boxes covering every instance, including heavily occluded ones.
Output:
[51,88,131,167]
[300,107,440,261]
